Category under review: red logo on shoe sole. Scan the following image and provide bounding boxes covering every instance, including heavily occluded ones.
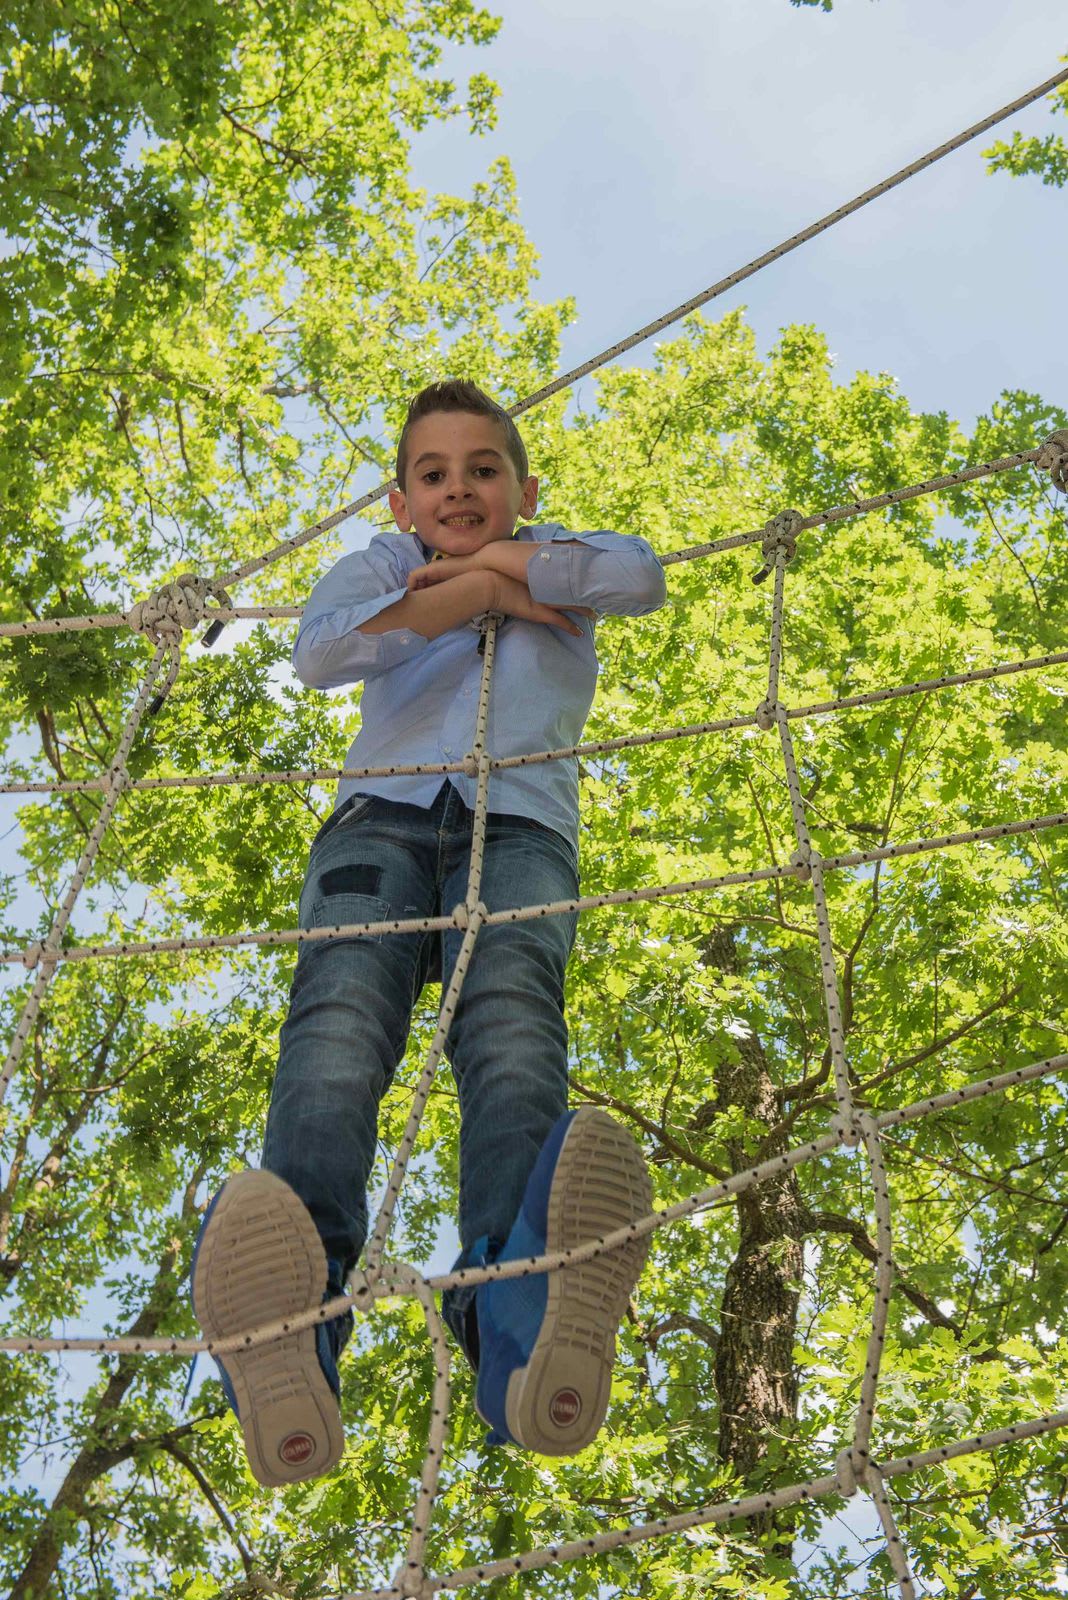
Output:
[549,1388,582,1427]
[279,1431,316,1466]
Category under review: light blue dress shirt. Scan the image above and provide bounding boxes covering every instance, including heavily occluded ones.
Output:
[292,522,668,850]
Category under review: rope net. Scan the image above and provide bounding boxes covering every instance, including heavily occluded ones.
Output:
[2,65,1068,1600]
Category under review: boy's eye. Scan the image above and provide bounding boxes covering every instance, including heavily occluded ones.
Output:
[421,465,497,483]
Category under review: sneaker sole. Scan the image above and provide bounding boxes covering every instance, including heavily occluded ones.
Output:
[192,1169,345,1487]
[504,1108,652,1455]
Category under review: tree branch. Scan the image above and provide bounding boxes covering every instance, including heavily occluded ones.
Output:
[5,1159,211,1600]
[806,1208,962,1335]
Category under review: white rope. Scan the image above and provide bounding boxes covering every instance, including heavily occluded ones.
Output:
[4,645,1067,798]
[662,446,1049,568]
[330,1408,1068,1600]
[3,806,1063,970]
[3,1051,1065,1359]
[2,65,1066,1595]
[207,65,1066,592]
[125,574,234,643]
[1035,427,1068,491]
[2,806,1061,966]
[1,435,1060,642]
[0,642,181,1105]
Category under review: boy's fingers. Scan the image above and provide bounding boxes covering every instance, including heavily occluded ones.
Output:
[535,606,584,636]
[408,561,459,588]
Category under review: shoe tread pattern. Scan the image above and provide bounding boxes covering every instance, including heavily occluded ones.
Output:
[506,1108,651,1455]
[193,1170,345,1487]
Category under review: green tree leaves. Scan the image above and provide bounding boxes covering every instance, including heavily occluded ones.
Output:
[2,7,1068,1599]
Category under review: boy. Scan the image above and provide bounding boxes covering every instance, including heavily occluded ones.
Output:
[191,381,667,1486]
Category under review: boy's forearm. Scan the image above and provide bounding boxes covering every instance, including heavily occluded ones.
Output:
[357,570,494,641]
[479,540,584,585]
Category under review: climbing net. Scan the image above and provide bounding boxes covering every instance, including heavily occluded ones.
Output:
[3,63,1068,1600]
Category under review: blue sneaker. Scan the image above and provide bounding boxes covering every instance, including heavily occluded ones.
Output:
[475,1107,651,1455]
[190,1169,346,1487]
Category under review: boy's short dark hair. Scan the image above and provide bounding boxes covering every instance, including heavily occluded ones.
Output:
[395,380,528,489]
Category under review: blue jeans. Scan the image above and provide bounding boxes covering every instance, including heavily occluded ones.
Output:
[261,780,580,1373]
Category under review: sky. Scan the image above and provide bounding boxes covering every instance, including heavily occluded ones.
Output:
[407,0,1066,433]
[6,0,1067,1579]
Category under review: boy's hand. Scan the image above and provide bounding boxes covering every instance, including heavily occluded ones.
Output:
[483,572,595,637]
[408,541,557,590]
[407,552,482,590]
[407,551,596,636]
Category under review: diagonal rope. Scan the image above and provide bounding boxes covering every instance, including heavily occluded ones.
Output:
[1,67,1066,1600]
[0,641,181,1106]
[1,806,1065,970]
[324,1405,1068,1599]
[4,644,1067,797]
[206,65,1067,593]
[0,438,1057,641]
[2,1050,1065,1359]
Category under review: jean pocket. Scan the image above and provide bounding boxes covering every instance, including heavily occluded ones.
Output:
[307,891,392,945]
[310,794,376,851]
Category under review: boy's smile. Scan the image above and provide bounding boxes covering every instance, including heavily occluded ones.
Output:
[389,411,538,556]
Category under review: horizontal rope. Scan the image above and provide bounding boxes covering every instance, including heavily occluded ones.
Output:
[3,808,1063,969]
[0,442,1054,641]
[0,606,303,640]
[662,448,1043,567]
[345,1408,1068,1600]
[3,1050,1063,1359]
[4,646,1065,797]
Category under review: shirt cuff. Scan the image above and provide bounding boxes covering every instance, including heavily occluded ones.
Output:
[525,541,584,608]
[293,587,428,685]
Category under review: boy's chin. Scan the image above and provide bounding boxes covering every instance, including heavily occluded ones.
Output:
[420,526,511,556]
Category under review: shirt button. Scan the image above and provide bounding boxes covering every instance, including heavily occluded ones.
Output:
[443,746,452,755]
[539,550,551,560]
[400,634,410,644]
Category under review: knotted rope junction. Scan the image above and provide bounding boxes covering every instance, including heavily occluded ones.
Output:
[2,65,1068,1599]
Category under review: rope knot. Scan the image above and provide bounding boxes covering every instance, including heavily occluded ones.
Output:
[345,1267,377,1309]
[125,574,232,643]
[1036,428,1068,492]
[755,699,778,731]
[391,1567,432,1599]
[463,753,480,779]
[853,1108,880,1146]
[833,1112,863,1150]
[104,761,130,794]
[835,1446,860,1497]
[790,844,812,881]
[21,940,48,973]
[753,508,804,584]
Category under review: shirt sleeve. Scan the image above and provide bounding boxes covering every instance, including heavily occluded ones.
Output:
[291,539,429,688]
[522,525,667,618]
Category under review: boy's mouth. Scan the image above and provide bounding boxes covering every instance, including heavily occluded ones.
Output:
[441,514,484,528]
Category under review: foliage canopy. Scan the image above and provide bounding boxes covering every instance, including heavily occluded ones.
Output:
[1,7,1066,1600]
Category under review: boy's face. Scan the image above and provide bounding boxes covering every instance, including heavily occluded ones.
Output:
[389,411,538,557]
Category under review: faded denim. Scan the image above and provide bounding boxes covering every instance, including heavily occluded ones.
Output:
[261,779,580,1371]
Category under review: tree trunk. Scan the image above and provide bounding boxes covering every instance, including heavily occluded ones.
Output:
[700,929,805,1546]
[7,1162,207,1600]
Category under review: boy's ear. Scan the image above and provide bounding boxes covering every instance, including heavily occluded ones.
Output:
[388,487,412,532]
[520,475,539,520]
